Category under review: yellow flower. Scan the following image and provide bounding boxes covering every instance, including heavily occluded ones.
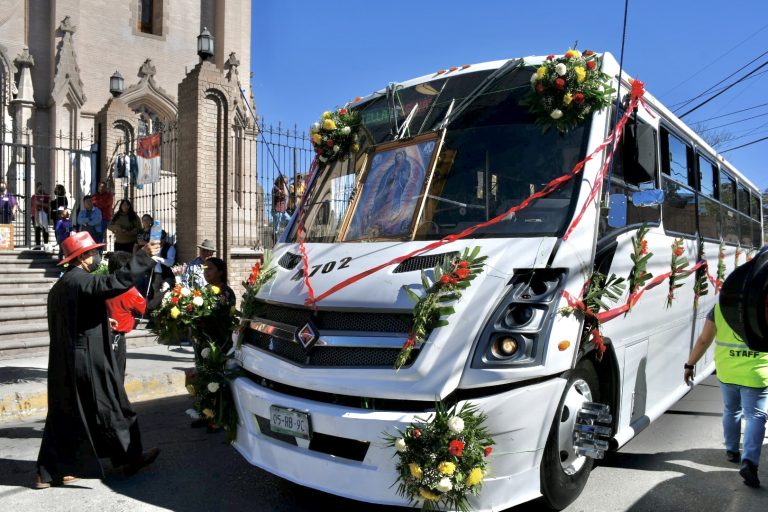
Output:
[322,111,333,119]
[185,384,196,395]
[418,488,440,501]
[565,49,581,59]
[408,463,423,479]
[465,467,484,487]
[352,143,360,153]
[536,65,547,78]
[312,133,322,144]
[322,118,337,130]
[202,408,214,419]
[210,285,221,295]
[563,92,573,105]
[574,66,586,83]
[438,461,456,475]
[170,306,181,319]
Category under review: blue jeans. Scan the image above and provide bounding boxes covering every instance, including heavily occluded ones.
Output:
[272,211,290,237]
[720,381,768,465]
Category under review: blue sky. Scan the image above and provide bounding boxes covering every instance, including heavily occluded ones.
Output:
[250,0,767,192]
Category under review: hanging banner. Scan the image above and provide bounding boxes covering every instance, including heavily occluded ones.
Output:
[136,132,162,186]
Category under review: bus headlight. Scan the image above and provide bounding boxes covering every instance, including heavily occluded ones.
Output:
[472,268,567,368]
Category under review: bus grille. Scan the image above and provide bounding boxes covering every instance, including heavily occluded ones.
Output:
[255,303,412,333]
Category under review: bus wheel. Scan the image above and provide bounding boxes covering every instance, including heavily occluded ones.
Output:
[540,360,600,510]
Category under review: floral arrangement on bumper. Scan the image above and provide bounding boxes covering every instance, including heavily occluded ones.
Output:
[310,107,361,167]
[185,341,242,442]
[396,247,487,370]
[384,402,495,512]
[521,49,614,133]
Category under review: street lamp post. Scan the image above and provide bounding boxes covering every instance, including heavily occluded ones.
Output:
[109,71,124,97]
[197,27,214,61]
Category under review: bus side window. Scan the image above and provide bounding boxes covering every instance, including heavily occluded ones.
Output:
[599,116,660,238]
[660,128,697,237]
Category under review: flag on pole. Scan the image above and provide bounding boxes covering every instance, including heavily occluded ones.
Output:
[136,132,161,186]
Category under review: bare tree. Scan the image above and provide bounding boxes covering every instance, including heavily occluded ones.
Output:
[691,122,736,149]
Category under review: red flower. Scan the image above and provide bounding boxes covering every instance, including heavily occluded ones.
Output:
[583,50,595,56]
[484,446,493,457]
[455,268,470,280]
[440,275,452,285]
[448,439,465,457]
[193,290,202,297]
[673,247,684,257]
[412,428,421,439]
[248,262,262,285]
[338,108,347,115]
[535,83,545,93]
[573,93,585,104]
[326,139,335,147]
[640,239,648,255]
[403,337,415,349]
[316,148,324,155]
[546,54,555,60]
[554,78,566,90]
[591,328,606,355]
[458,260,469,269]
[187,304,194,312]
[171,296,179,304]
[586,60,596,71]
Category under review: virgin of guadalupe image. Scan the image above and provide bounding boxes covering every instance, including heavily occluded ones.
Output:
[345,141,433,240]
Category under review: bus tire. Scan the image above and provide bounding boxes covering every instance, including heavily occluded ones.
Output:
[540,360,600,510]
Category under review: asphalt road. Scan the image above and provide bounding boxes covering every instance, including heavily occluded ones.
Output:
[0,375,765,512]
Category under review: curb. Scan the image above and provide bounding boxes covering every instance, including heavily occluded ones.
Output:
[0,369,190,424]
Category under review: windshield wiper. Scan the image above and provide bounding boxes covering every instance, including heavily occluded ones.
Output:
[437,58,523,130]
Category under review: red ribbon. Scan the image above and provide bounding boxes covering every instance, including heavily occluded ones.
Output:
[294,160,319,309]
[299,81,649,306]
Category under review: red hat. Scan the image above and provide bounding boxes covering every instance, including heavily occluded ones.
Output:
[58,231,105,266]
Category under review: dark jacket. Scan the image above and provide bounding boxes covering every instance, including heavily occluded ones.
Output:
[36,251,154,482]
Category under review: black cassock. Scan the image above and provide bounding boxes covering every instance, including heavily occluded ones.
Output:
[37,251,153,482]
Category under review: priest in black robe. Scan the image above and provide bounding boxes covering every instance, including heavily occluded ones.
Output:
[35,231,161,488]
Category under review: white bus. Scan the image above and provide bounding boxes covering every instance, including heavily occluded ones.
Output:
[230,52,764,510]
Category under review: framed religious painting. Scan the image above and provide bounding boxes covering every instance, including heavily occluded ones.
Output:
[342,133,442,241]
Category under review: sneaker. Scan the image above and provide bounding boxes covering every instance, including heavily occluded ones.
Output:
[739,460,760,488]
[726,450,740,463]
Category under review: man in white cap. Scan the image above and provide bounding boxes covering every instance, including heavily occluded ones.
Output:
[183,238,216,289]
[35,232,161,489]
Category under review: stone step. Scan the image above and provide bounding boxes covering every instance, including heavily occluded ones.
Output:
[0,286,53,296]
[0,297,47,313]
[0,276,58,289]
[0,309,47,326]
[0,259,60,270]
[0,328,159,359]
[0,267,60,278]
[0,322,48,341]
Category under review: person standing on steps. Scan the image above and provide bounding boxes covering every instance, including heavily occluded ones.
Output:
[34,232,161,489]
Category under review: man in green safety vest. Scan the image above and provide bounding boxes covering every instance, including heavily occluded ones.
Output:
[685,304,768,488]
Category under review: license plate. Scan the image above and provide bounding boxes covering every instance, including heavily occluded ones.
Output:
[269,405,312,439]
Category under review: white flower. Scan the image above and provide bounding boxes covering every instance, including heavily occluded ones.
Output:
[192,296,204,306]
[555,63,567,76]
[161,282,170,292]
[530,72,538,84]
[436,477,453,493]
[341,126,351,135]
[207,381,220,393]
[319,155,328,162]
[180,287,191,297]
[175,275,182,284]
[186,408,200,420]
[394,438,407,452]
[447,416,465,434]
[550,109,563,120]
[201,347,211,359]
[311,122,321,133]
[333,145,340,153]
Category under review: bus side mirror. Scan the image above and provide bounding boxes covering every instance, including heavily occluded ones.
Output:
[720,248,768,352]
[607,194,627,228]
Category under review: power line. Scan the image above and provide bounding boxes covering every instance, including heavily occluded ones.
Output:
[697,111,768,132]
[720,135,768,152]
[671,49,768,111]
[692,102,768,123]
[678,59,768,118]
[661,22,768,97]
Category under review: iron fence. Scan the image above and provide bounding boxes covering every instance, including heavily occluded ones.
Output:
[231,121,314,249]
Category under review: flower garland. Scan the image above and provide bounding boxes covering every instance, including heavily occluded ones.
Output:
[310,107,361,168]
[735,247,742,267]
[240,253,277,320]
[395,248,486,370]
[666,238,689,307]
[185,341,241,441]
[560,272,626,359]
[521,49,614,133]
[150,284,227,344]
[627,224,653,307]
[693,240,709,309]
[384,402,494,512]
[716,241,726,292]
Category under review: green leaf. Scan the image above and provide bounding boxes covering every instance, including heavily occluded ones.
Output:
[404,287,421,303]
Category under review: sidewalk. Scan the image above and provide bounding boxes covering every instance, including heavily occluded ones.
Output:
[0,344,195,423]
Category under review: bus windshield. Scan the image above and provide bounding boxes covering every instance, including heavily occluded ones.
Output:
[287,65,590,243]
